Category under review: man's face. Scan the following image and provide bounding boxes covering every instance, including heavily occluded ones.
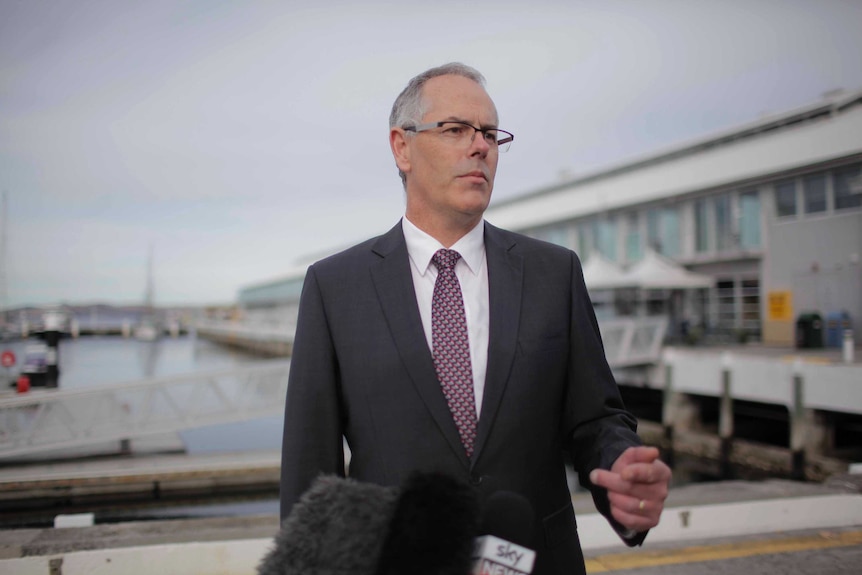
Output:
[396,74,500,227]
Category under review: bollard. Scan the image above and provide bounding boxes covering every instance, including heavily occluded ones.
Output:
[16,374,30,393]
[661,350,675,468]
[719,352,733,479]
[790,360,806,481]
[844,329,855,363]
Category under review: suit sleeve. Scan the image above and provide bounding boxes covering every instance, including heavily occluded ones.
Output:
[562,251,648,546]
[279,265,346,522]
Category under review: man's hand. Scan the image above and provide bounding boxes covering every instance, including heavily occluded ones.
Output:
[589,446,671,533]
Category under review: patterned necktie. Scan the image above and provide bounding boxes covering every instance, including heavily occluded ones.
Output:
[431,249,478,458]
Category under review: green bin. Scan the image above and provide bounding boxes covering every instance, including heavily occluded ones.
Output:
[795,312,823,349]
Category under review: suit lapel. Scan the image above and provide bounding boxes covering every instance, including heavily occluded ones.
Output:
[473,223,523,464]
[370,221,471,468]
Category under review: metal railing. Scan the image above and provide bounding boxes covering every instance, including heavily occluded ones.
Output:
[0,361,290,459]
[599,316,669,367]
[0,317,668,459]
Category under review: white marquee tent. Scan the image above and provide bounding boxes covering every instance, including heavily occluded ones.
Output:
[581,253,634,290]
[626,249,713,290]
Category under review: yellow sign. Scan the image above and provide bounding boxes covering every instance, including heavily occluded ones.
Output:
[768,291,793,321]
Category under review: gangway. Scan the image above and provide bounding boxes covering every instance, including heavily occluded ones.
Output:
[599,316,668,367]
[0,361,290,460]
[0,317,668,460]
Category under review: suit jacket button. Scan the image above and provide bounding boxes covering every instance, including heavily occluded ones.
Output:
[470,475,484,486]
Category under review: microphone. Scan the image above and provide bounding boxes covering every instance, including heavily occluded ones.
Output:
[257,471,479,575]
[472,491,537,575]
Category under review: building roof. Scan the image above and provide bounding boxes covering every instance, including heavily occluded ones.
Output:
[486,88,862,231]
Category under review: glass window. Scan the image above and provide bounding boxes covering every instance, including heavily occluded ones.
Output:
[834,163,862,211]
[660,207,680,257]
[716,279,736,333]
[647,208,660,251]
[774,179,796,218]
[694,199,709,253]
[577,221,592,261]
[594,217,617,261]
[625,212,642,262]
[714,194,733,251]
[538,224,570,248]
[646,206,680,256]
[739,190,761,249]
[741,278,761,337]
[803,173,827,214]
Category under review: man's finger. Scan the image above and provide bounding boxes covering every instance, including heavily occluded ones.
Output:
[621,459,672,484]
[589,469,632,494]
[627,445,661,464]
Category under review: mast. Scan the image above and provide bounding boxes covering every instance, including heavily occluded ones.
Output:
[0,192,7,327]
[144,244,154,311]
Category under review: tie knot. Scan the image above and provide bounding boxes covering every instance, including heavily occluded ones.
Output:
[432,249,462,272]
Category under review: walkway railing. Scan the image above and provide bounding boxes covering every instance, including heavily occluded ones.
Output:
[599,316,669,367]
[0,316,667,459]
[0,361,290,459]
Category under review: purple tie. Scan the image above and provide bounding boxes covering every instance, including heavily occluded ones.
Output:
[431,249,478,458]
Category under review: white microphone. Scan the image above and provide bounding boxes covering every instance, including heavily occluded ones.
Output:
[472,491,536,575]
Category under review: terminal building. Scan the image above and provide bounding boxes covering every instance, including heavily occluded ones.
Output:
[238,88,862,348]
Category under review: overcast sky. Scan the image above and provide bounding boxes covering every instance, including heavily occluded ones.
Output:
[2,0,861,308]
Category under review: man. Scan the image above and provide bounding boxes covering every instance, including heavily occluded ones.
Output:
[280,62,670,574]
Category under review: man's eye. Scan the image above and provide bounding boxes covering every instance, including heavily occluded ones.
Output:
[443,125,465,135]
[484,131,498,144]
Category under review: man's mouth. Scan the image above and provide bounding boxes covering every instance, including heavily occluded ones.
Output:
[460,170,487,181]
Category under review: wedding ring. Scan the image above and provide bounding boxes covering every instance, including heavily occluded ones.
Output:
[638,500,646,511]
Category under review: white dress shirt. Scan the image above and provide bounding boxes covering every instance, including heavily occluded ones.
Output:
[402,216,490,418]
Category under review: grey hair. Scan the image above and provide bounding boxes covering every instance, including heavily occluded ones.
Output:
[390,62,488,186]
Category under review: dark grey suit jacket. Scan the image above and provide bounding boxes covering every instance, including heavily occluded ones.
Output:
[280,220,644,575]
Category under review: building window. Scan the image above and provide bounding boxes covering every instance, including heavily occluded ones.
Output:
[661,208,680,257]
[715,279,736,333]
[774,179,797,218]
[694,199,709,253]
[741,278,761,338]
[834,163,862,211]
[647,209,660,251]
[537,224,570,248]
[594,216,617,261]
[739,190,761,249]
[803,173,827,214]
[714,194,733,251]
[625,212,642,262]
[577,221,593,260]
[646,206,680,256]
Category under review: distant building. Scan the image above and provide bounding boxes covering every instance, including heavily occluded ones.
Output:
[239,89,862,346]
[485,88,862,345]
[237,266,307,330]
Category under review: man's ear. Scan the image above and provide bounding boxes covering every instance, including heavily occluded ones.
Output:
[390,128,411,176]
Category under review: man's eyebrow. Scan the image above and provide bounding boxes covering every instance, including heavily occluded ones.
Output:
[440,116,499,129]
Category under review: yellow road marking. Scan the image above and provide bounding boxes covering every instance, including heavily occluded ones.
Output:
[585,530,862,572]
[780,355,833,365]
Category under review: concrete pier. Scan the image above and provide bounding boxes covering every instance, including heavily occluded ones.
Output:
[2,475,861,574]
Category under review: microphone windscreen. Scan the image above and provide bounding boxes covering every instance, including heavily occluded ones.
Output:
[375,472,479,575]
[257,475,398,575]
[479,491,535,547]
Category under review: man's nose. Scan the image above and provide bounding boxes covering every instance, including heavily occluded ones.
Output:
[469,129,490,156]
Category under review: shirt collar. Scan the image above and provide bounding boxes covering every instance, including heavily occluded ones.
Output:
[402,216,486,277]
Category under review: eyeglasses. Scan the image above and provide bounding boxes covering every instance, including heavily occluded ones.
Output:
[404,121,514,152]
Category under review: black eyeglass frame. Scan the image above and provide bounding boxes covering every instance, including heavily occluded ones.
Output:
[403,121,514,148]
